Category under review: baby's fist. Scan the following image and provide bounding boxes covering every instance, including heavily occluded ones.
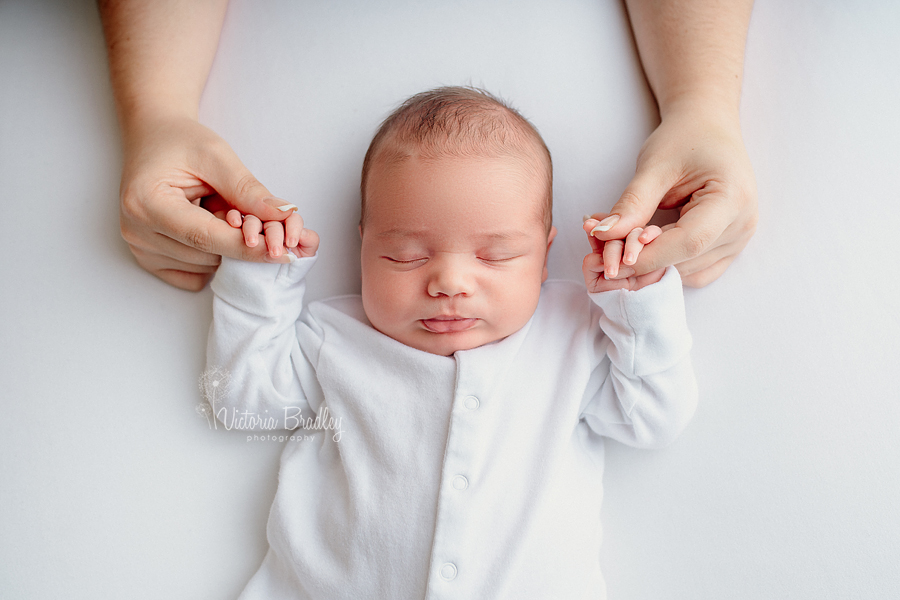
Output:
[582,219,664,293]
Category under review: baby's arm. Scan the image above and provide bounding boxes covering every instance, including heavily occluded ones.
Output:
[582,214,666,293]
[205,217,321,430]
[581,267,698,449]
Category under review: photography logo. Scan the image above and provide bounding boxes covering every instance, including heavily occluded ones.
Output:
[196,367,343,442]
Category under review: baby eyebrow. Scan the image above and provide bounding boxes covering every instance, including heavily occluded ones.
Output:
[374,229,424,239]
[375,229,530,241]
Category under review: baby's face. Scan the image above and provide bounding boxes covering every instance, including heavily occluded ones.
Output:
[360,154,555,356]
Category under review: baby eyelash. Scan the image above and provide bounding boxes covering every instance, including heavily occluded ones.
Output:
[385,257,427,264]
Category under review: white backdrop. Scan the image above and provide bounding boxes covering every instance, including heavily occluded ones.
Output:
[1,1,898,598]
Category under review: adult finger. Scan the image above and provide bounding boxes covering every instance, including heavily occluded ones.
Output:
[679,255,735,288]
[671,232,748,281]
[583,215,606,254]
[594,161,678,241]
[627,196,736,275]
[202,148,298,221]
[123,224,223,267]
[144,193,272,261]
[156,270,213,292]
[130,248,219,292]
[131,246,220,275]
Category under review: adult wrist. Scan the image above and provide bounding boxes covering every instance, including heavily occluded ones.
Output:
[657,89,742,124]
[116,96,199,143]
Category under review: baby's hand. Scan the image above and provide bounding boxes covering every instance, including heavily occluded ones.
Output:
[582,215,665,293]
[223,208,319,262]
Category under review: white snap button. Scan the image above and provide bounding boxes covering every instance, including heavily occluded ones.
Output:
[463,395,479,410]
[440,562,457,580]
[451,475,468,490]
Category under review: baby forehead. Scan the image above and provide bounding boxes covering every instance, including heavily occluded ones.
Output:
[370,135,548,172]
[366,161,546,222]
[368,149,549,197]
[371,145,544,186]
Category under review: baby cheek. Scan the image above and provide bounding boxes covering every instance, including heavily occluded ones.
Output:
[364,270,417,320]
[491,275,541,329]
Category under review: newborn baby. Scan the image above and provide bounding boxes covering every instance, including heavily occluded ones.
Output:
[206,86,697,599]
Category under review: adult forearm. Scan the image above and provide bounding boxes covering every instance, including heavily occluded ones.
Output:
[624,0,754,118]
[98,0,229,137]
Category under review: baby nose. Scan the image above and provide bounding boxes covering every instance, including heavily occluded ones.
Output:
[427,256,474,298]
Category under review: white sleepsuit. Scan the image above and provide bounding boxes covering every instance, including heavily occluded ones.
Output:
[207,255,697,600]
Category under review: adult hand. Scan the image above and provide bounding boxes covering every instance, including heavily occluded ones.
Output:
[589,103,758,287]
[119,115,299,290]
[615,0,757,288]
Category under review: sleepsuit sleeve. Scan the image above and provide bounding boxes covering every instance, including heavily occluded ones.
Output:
[205,255,323,430]
[580,266,698,449]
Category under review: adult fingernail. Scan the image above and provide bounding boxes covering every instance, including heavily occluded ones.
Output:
[590,214,619,234]
[265,198,298,212]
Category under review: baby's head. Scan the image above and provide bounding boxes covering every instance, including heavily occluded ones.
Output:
[359,86,556,356]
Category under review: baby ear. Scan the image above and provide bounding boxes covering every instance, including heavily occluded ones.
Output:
[542,226,558,283]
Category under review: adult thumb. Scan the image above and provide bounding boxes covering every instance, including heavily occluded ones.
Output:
[591,164,674,240]
[205,149,297,221]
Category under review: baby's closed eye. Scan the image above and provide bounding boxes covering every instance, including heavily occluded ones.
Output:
[477,254,521,263]
[384,256,428,264]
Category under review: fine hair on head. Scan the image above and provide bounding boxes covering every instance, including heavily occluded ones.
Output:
[360,86,553,233]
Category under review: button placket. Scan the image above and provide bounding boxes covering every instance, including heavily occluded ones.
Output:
[427,353,487,596]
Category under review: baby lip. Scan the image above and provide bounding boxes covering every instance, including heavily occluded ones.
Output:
[421,316,477,333]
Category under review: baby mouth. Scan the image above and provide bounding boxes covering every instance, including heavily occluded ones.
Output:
[421,317,478,333]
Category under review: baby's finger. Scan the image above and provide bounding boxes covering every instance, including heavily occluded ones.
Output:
[284,213,305,248]
[623,228,644,266]
[638,225,662,244]
[295,227,320,258]
[263,220,285,258]
[582,251,605,275]
[603,239,624,279]
[225,209,243,228]
[242,215,263,248]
